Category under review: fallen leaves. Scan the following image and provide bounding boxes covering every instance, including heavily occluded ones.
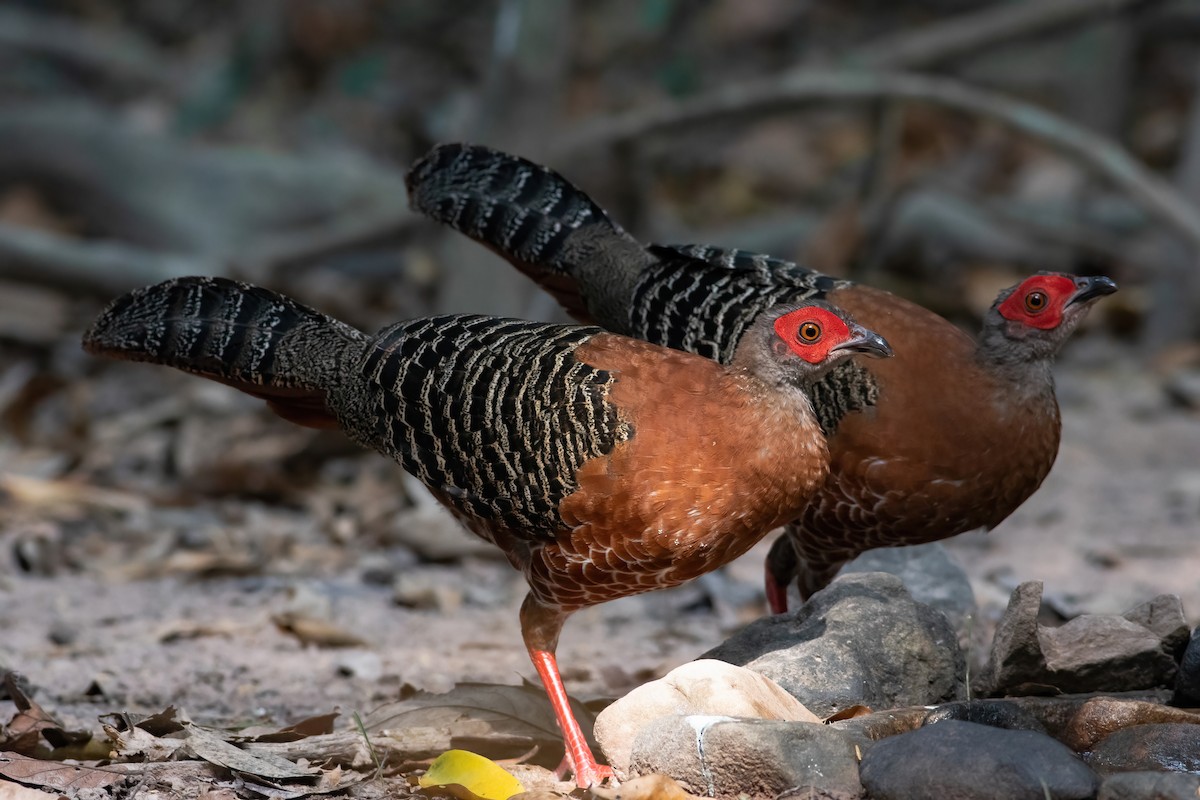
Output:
[0,672,609,799]
[0,673,94,757]
[271,612,369,649]
[0,752,127,792]
[366,681,598,765]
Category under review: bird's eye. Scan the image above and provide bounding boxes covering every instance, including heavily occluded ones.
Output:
[1024,291,1048,312]
[797,322,822,343]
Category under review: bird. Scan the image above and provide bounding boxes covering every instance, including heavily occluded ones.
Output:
[82,276,891,787]
[405,142,1119,612]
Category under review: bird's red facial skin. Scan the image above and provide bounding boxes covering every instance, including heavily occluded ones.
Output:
[997,275,1079,330]
[773,307,851,364]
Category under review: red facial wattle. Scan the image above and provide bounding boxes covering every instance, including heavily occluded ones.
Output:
[996,274,1078,330]
[774,307,851,363]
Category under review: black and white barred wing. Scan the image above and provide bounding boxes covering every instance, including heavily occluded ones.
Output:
[635,244,852,364]
[344,315,633,542]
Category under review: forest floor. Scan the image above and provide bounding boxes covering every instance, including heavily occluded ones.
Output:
[2,335,1197,752]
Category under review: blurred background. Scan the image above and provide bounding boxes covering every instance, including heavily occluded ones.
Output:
[0,0,1198,730]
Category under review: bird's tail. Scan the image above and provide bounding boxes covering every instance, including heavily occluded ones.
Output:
[406,143,646,326]
[82,276,366,429]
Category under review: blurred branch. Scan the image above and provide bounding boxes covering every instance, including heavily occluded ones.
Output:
[0,7,178,95]
[1141,53,1200,347]
[842,0,1166,70]
[556,70,1200,252]
[0,104,415,292]
[434,0,574,317]
[0,222,217,296]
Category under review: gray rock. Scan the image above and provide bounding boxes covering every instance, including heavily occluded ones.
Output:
[1121,596,1190,661]
[627,715,863,800]
[923,699,1047,733]
[830,706,929,750]
[976,582,1181,696]
[704,572,965,717]
[1174,626,1200,704]
[1098,771,1200,800]
[1086,723,1200,775]
[840,543,976,638]
[860,720,1100,800]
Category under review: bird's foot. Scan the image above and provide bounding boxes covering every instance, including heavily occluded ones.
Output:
[764,562,790,614]
[555,754,615,788]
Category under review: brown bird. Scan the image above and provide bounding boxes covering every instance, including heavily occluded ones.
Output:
[406,142,1118,611]
[82,276,890,787]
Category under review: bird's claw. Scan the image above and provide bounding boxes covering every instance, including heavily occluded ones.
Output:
[555,755,616,789]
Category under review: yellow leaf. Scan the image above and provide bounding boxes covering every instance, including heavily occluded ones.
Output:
[418,749,524,800]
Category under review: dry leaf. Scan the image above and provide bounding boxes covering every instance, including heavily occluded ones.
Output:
[1,672,91,754]
[370,682,594,744]
[507,791,570,800]
[0,473,146,513]
[365,682,599,766]
[589,774,703,800]
[184,724,317,780]
[235,713,339,743]
[0,779,64,800]
[157,618,248,643]
[417,749,524,800]
[0,752,127,792]
[824,705,873,723]
[103,722,186,761]
[272,612,369,648]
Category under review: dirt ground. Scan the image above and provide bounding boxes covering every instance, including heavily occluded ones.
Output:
[1,335,1197,747]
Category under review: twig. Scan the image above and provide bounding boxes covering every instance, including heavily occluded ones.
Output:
[0,221,220,295]
[0,104,416,289]
[351,711,383,777]
[851,100,907,281]
[840,0,1166,70]
[554,70,1200,252]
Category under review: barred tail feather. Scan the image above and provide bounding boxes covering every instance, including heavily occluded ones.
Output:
[82,276,366,429]
[406,143,647,326]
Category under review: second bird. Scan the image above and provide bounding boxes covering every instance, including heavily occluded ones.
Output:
[407,143,1119,611]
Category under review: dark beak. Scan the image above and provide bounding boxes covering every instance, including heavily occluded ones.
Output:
[1068,275,1118,306]
[832,326,893,359]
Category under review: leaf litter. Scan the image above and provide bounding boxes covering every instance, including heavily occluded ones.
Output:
[0,670,614,799]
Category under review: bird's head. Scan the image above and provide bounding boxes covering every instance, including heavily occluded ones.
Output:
[982,272,1118,362]
[738,302,892,388]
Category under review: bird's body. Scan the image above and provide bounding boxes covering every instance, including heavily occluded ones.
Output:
[83,276,889,787]
[780,282,1065,595]
[407,143,1117,607]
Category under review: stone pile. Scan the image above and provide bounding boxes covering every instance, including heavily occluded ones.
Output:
[594,544,1200,800]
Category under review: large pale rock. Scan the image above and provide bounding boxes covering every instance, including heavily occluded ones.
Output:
[976,582,1183,696]
[628,716,862,800]
[703,572,965,717]
[593,659,818,779]
[860,720,1099,800]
